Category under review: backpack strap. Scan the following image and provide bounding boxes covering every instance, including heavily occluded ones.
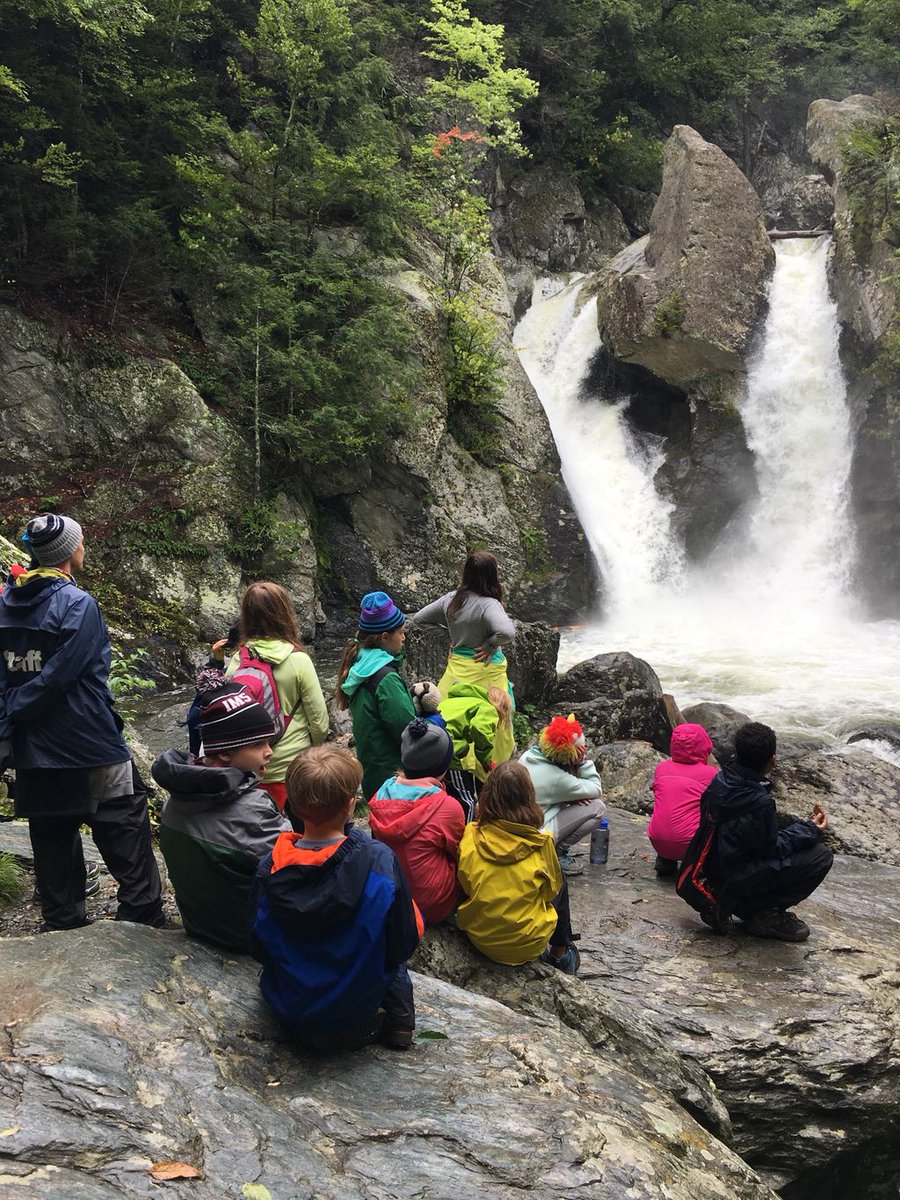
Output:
[361,662,400,696]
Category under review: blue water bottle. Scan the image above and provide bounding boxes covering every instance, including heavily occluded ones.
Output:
[590,818,609,865]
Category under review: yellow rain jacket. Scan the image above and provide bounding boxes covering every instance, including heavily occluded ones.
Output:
[456,819,562,965]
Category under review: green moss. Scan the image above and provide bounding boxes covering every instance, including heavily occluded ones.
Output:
[520,524,552,574]
[123,506,209,562]
[83,567,194,645]
[653,291,686,337]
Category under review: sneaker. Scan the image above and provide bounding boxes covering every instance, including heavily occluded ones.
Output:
[540,944,581,975]
[84,863,101,898]
[742,908,810,942]
[557,853,584,877]
[39,917,94,933]
[654,856,678,878]
[700,907,732,935]
[379,1026,414,1051]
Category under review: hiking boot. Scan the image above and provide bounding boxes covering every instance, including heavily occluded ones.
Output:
[742,908,810,942]
[39,917,94,933]
[557,853,584,877]
[540,944,581,975]
[654,856,678,878]
[379,1025,414,1051]
[700,907,732,935]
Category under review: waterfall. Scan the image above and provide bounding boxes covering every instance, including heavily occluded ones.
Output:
[727,237,856,614]
[515,240,894,740]
[514,277,684,613]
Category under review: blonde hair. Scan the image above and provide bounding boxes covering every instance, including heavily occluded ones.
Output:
[487,686,512,727]
[285,745,362,822]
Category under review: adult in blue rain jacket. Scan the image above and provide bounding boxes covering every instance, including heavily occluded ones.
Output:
[0,514,163,931]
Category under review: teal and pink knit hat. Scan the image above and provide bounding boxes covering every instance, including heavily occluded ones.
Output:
[358,591,405,633]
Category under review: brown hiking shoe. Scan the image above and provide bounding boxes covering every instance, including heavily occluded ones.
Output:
[742,909,810,942]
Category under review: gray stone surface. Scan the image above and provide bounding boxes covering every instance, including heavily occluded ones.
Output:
[594,741,662,814]
[0,923,774,1199]
[595,126,774,387]
[772,748,900,867]
[421,809,900,1196]
[554,652,672,752]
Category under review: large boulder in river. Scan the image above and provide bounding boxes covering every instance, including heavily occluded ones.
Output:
[682,700,752,765]
[594,126,774,388]
[0,924,775,1200]
[554,652,671,752]
[594,740,662,813]
[772,748,900,867]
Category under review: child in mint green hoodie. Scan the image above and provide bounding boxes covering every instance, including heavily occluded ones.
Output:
[335,592,417,800]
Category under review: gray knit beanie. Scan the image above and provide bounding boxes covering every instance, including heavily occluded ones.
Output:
[401,717,454,779]
[24,514,83,566]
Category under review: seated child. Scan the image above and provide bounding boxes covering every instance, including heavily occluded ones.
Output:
[457,760,580,974]
[369,718,464,925]
[519,715,605,877]
[704,722,832,942]
[440,682,515,821]
[250,745,423,1051]
[153,687,290,954]
[647,722,717,877]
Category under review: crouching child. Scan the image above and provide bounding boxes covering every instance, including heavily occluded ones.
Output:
[250,745,423,1051]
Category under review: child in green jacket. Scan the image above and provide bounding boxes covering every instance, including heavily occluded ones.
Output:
[335,592,416,800]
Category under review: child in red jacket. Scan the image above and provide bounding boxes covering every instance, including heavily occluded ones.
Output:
[368,718,464,925]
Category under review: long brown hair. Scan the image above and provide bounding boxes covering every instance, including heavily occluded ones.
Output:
[334,631,384,710]
[447,550,503,619]
[239,581,302,647]
[476,761,544,828]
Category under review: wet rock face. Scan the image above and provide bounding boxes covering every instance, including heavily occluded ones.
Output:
[565,811,900,1198]
[772,748,900,867]
[594,741,662,814]
[555,651,672,753]
[753,152,834,230]
[595,126,774,388]
[0,924,775,1200]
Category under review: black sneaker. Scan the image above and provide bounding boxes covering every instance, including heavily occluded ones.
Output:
[743,909,810,942]
[654,856,678,877]
[700,907,732,935]
[379,1026,414,1050]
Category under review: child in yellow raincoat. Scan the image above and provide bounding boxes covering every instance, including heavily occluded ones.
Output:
[456,761,580,974]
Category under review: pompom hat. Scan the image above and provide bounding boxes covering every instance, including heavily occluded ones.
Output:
[358,590,405,633]
[24,513,83,567]
[401,717,454,778]
[539,714,586,766]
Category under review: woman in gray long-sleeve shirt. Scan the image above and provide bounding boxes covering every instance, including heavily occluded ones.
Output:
[408,550,516,688]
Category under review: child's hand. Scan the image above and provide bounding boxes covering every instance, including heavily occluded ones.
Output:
[473,645,492,664]
[811,803,828,830]
[210,637,228,663]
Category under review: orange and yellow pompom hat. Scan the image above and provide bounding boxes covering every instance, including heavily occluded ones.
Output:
[538,714,586,766]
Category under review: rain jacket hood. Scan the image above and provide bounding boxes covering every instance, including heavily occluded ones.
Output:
[151,748,257,809]
[369,776,464,925]
[240,637,295,665]
[341,646,400,698]
[670,723,714,765]
[465,817,551,865]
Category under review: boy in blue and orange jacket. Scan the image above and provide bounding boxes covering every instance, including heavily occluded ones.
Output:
[250,744,423,1051]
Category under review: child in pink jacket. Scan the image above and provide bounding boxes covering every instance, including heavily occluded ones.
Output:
[647,723,717,877]
[368,718,464,925]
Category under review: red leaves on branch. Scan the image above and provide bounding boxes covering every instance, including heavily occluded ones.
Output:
[433,127,486,157]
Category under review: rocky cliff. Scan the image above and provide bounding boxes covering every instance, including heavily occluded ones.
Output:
[0,248,594,668]
[806,93,900,617]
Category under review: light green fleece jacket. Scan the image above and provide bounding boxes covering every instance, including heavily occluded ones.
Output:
[226,638,329,783]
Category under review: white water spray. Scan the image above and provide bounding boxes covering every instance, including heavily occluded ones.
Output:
[515,240,900,740]
[515,277,684,612]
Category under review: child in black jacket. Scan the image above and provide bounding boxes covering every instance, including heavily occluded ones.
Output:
[704,722,832,942]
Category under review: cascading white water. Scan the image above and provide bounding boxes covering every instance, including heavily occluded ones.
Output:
[726,237,856,613]
[516,240,900,741]
[515,277,685,612]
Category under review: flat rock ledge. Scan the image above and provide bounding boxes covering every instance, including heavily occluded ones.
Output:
[0,923,772,1200]
[421,811,900,1198]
